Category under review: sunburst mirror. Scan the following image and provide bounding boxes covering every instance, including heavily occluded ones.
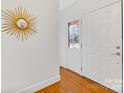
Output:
[2,6,38,41]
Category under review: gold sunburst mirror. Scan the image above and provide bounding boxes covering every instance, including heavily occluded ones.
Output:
[2,6,38,41]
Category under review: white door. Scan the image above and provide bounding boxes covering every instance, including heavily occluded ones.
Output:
[67,19,82,74]
[81,2,122,93]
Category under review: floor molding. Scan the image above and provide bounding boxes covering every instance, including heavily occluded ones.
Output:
[16,75,60,93]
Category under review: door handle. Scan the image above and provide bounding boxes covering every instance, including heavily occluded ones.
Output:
[112,52,121,56]
[116,46,121,49]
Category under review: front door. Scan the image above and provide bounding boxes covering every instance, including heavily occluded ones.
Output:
[81,2,122,93]
[67,19,82,74]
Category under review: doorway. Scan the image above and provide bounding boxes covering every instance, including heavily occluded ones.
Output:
[67,1,122,93]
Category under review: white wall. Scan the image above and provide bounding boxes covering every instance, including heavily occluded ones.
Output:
[2,0,59,93]
[60,0,121,67]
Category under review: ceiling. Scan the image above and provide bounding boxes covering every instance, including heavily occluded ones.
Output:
[59,0,79,11]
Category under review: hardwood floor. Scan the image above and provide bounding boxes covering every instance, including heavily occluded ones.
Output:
[35,67,117,93]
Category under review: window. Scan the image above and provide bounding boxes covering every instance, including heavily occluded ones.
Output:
[68,19,80,48]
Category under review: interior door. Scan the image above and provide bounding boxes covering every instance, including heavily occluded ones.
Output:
[67,19,82,74]
[81,2,122,93]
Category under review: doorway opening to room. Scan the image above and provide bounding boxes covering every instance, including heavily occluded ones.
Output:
[66,1,123,93]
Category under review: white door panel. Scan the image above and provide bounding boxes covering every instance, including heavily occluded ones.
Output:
[81,2,122,93]
[68,49,81,73]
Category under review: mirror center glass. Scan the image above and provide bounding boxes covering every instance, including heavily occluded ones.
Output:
[17,19,28,29]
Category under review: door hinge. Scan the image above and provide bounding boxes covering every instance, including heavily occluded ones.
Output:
[81,20,83,24]
[81,43,83,48]
[81,66,82,71]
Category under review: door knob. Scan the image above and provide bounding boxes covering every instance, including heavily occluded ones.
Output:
[116,46,121,49]
[112,52,121,56]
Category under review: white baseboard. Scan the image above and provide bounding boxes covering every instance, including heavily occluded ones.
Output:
[16,75,60,93]
[60,65,67,68]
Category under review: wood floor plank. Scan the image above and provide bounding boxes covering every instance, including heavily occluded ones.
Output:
[35,67,117,93]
